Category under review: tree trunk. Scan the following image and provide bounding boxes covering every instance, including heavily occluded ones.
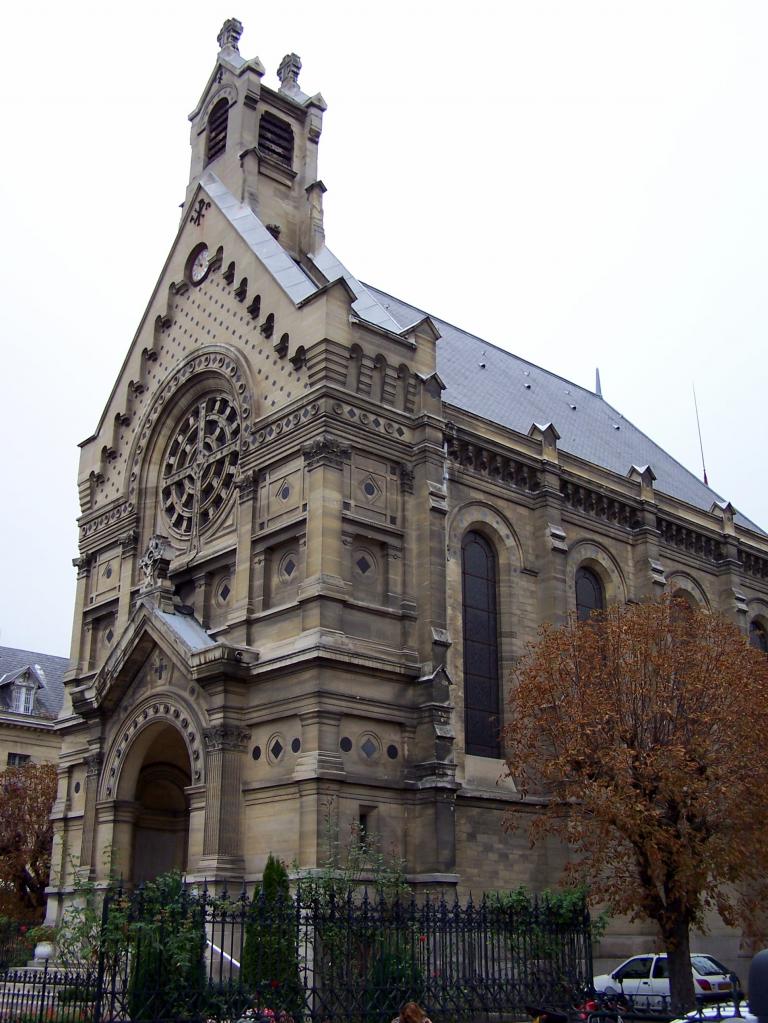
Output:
[663,915,696,1015]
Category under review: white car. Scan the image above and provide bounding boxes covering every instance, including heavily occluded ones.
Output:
[594,953,737,1007]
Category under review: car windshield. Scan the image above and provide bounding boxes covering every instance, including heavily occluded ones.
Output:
[691,956,728,977]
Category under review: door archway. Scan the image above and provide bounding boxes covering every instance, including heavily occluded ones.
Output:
[119,722,192,883]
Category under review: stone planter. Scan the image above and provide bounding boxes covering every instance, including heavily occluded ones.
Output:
[34,940,54,961]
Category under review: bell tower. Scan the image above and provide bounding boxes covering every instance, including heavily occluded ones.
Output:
[185,19,328,259]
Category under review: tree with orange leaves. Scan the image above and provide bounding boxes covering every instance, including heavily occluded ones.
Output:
[503,596,768,1014]
[0,762,57,919]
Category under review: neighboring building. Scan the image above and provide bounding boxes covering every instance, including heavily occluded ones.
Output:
[0,646,66,766]
[48,20,768,964]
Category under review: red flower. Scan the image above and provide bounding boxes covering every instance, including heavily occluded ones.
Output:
[418,934,427,943]
[271,979,280,988]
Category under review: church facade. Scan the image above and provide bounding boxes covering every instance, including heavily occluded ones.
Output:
[49,20,768,956]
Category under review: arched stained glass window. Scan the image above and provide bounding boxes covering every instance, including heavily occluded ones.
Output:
[749,620,768,653]
[575,566,605,622]
[462,532,500,758]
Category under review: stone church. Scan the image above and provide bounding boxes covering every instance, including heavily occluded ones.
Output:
[48,19,768,950]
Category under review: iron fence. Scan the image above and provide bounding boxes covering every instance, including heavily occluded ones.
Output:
[0,884,594,1023]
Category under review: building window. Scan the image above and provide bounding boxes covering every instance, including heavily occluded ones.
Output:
[750,620,768,653]
[258,112,294,168]
[206,98,229,163]
[7,753,31,767]
[461,531,501,758]
[575,566,605,622]
[13,684,35,715]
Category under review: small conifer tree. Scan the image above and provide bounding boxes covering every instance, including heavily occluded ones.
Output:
[242,854,302,1015]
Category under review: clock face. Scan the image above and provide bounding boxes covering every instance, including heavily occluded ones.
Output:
[189,245,209,284]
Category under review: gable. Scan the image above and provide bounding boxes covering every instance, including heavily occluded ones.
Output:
[75,183,355,537]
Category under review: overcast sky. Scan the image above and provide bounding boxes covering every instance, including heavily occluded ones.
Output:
[1,1,766,656]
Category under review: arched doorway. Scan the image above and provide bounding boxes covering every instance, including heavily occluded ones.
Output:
[121,723,192,883]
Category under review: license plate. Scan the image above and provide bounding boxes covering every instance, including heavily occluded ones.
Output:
[717,982,732,991]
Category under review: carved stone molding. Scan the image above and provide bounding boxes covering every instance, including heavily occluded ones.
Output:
[120,528,139,554]
[656,517,724,565]
[73,553,96,577]
[399,464,415,494]
[562,480,641,530]
[84,754,103,778]
[302,435,351,470]
[234,468,258,501]
[103,700,204,797]
[448,435,542,496]
[203,725,251,752]
[138,534,173,590]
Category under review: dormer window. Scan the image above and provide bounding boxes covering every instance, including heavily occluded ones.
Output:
[258,112,293,168]
[13,682,35,715]
[206,98,229,164]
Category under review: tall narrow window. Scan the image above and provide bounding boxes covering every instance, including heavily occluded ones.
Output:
[258,112,294,168]
[206,98,229,163]
[462,532,500,758]
[750,620,768,653]
[575,566,604,622]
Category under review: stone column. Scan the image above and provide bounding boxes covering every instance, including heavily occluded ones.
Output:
[79,754,102,877]
[199,725,250,880]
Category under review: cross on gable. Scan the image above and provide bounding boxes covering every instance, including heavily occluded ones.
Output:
[153,657,168,680]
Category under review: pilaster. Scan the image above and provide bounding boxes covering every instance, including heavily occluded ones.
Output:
[78,753,103,876]
[230,470,257,624]
[117,528,139,634]
[626,465,665,600]
[529,424,567,625]
[199,725,250,879]
[299,436,350,631]
[69,554,94,673]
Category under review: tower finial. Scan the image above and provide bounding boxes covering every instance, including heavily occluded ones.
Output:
[217,18,243,53]
[595,367,602,398]
[277,53,302,95]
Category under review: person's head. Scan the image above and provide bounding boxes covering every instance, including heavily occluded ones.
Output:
[400,1002,428,1023]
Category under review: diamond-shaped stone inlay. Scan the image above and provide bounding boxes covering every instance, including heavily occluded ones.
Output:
[284,558,296,577]
[356,556,371,575]
[271,739,284,759]
[360,475,381,502]
[220,583,231,601]
[106,628,114,644]
[361,737,377,759]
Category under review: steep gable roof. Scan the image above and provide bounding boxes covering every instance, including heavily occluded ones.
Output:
[0,645,67,719]
[365,285,763,535]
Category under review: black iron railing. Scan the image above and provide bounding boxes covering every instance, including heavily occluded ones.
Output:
[0,885,594,1023]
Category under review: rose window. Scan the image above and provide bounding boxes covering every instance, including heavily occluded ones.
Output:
[161,394,240,537]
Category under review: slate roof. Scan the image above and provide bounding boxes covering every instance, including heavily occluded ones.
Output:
[203,175,763,536]
[0,645,67,720]
[364,285,763,535]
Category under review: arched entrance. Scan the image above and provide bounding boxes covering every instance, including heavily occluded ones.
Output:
[118,722,192,883]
